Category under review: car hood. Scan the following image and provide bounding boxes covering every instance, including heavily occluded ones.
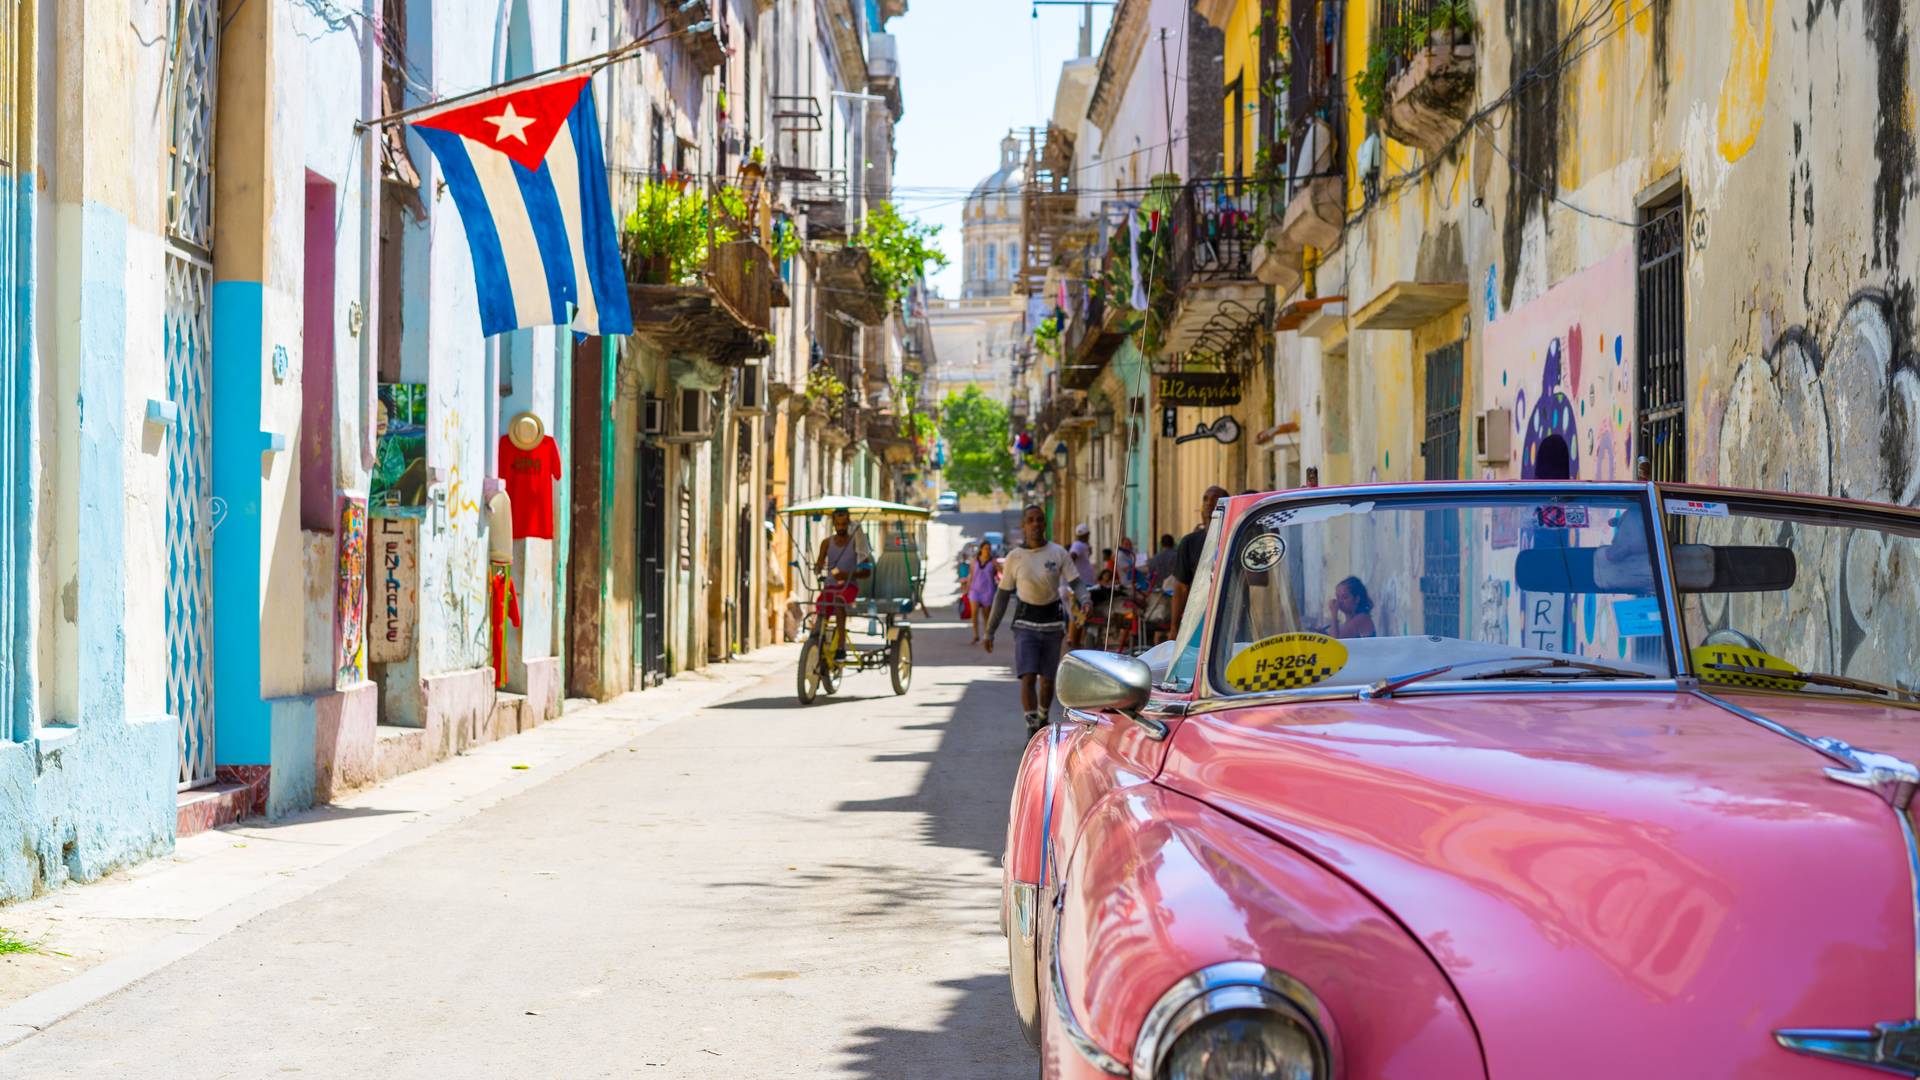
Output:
[1158,690,1917,1079]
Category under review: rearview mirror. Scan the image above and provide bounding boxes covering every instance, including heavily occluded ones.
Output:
[1671,544,1797,593]
[1057,650,1152,713]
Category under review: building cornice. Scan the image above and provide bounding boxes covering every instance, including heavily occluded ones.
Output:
[1088,0,1150,133]
[821,0,871,94]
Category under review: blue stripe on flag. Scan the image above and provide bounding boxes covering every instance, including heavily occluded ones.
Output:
[413,126,517,335]
[566,87,633,337]
[512,161,577,327]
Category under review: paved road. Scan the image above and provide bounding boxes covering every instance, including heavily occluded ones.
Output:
[1,511,1034,1079]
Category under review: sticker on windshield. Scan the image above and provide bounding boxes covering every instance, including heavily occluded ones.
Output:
[1534,504,1590,529]
[1692,645,1806,691]
[1240,534,1286,572]
[1225,633,1349,693]
[1664,499,1730,518]
[1612,596,1664,637]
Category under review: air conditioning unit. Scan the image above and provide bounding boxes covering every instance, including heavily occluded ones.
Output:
[737,362,767,416]
[666,387,714,443]
[641,395,666,437]
[1476,408,1513,464]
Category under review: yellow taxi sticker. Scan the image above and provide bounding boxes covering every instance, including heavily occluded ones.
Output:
[1692,644,1807,691]
[1225,633,1349,693]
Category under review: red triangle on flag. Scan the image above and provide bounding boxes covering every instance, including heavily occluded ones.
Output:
[411,75,591,172]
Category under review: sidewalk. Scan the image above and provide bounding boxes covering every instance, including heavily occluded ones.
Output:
[0,646,795,1049]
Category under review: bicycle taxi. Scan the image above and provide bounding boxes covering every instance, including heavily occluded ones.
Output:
[781,495,929,704]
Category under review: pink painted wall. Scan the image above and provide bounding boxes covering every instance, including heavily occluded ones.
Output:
[1482,246,1637,481]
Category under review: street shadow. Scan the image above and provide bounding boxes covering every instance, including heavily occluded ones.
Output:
[826,615,1038,1078]
[840,973,1032,1079]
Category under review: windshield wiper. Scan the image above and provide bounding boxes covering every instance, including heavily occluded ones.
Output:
[1361,656,1652,700]
[1700,662,1920,703]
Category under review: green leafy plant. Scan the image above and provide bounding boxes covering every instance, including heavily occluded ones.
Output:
[938,386,1014,496]
[804,366,848,418]
[1031,312,1063,359]
[853,202,949,309]
[621,180,745,284]
[770,216,802,265]
[1419,0,1476,36]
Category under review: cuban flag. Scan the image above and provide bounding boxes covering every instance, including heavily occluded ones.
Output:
[410,75,632,338]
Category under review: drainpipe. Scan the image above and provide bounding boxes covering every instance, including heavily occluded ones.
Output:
[358,21,380,471]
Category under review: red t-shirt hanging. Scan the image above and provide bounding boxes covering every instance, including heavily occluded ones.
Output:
[498,435,562,539]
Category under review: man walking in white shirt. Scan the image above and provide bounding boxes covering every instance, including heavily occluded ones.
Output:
[987,505,1090,737]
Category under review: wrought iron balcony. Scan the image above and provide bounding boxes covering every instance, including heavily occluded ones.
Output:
[628,240,774,365]
[1165,181,1268,356]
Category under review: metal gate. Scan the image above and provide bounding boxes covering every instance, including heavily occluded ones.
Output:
[1636,198,1686,482]
[1421,340,1465,638]
[637,443,667,687]
[165,254,215,787]
[165,0,218,787]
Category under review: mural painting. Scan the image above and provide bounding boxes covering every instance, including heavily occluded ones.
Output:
[1480,246,1640,660]
[1484,245,1637,483]
[337,497,368,685]
[372,383,428,516]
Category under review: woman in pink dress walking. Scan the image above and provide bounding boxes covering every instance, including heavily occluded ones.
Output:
[968,539,1000,644]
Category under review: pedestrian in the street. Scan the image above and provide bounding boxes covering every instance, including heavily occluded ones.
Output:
[1116,536,1141,590]
[967,538,999,643]
[813,508,872,660]
[1147,533,1178,590]
[1069,522,1097,585]
[986,504,1090,736]
[1171,486,1230,628]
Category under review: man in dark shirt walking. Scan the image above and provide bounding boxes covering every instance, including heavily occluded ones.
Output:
[1170,486,1229,628]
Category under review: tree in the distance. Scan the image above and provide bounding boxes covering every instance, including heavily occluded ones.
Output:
[939,386,1014,497]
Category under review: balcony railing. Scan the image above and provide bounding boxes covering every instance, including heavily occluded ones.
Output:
[627,239,775,365]
[1169,181,1260,294]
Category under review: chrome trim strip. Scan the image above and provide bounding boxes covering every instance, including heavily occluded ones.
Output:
[1130,961,1337,1080]
[1777,1022,1920,1075]
[1049,930,1129,1076]
[1645,479,1691,670]
[1696,690,1920,1022]
[1008,882,1041,1046]
[1187,679,1687,717]
[1038,721,1061,893]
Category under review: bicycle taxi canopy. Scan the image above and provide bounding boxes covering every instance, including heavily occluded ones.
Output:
[780,495,933,520]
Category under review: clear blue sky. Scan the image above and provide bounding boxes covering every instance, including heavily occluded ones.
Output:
[890,1,1112,297]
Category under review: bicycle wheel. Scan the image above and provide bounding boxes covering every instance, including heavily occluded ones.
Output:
[821,627,843,695]
[797,633,823,704]
[889,630,913,695]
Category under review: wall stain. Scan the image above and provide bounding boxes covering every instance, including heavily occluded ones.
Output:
[1716,0,1775,162]
[1499,0,1560,309]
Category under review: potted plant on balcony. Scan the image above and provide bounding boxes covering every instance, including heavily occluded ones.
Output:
[1421,0,1475,52]
[622,179,746,285]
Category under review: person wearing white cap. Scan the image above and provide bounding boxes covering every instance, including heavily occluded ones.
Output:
[1067,522,1096,586]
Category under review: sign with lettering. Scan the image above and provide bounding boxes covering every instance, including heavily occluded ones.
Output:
[1157,371,1243,408]
[370,516,419,663]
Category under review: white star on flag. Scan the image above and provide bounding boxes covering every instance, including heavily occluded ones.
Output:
[484,103,537,144]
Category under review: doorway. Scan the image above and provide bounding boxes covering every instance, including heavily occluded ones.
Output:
[637,442,667,686]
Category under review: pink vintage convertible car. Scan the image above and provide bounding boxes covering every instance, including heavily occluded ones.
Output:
[1005,481,1920,1079]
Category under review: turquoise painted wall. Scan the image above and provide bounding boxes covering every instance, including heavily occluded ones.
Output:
[212,280,269,766]
[0,201,174,901]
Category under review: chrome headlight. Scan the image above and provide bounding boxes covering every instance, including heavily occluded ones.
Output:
[1133,963,1332,1080]
[1162,1009,1324,1079]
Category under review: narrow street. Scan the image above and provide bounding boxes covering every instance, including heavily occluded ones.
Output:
[0,514,1032,1079]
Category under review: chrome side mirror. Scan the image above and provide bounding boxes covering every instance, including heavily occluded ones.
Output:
[1056,650,1152,713]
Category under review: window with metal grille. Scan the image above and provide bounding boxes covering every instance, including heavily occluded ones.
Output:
[1421,340,1464,638]
[1637,195,1686,483]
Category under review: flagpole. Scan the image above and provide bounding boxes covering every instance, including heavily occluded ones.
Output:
[354,17,706,130]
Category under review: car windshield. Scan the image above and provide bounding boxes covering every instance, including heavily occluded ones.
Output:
[1666,491,1920,700]
[1207,490,1676,696]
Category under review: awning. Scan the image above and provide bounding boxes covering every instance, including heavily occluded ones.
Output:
[781,495,932,519]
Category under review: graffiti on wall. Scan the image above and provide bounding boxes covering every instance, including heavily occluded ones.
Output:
[1712,289,1920,505]
[337,497,367,685]
[370,516,418,664]
[1484,246,1636,484]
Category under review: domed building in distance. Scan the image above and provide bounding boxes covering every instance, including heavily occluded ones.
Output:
[962,135,1027,299]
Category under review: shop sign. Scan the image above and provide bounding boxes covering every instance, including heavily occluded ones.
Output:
[1157,371,1242,408]
[370,516,419,663]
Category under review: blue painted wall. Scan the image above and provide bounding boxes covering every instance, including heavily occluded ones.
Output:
[211,280,269,765]
[0,201,174,901]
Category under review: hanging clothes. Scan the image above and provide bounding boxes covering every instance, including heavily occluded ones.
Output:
[489,559,520,689]
[498,434,563,539]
